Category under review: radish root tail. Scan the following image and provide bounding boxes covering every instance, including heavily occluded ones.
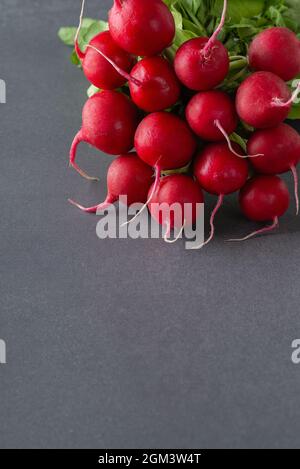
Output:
[214,120,263,159]
[191,194,224,249]
[164,220,186,244]
[228,217,279,242]
[121,165,162,227]
[291,165,299,215]
[69,131,99,181]
[75,0,86,60]
[202,0,227,57]
[68,196,115,213]
[272,82,300,107]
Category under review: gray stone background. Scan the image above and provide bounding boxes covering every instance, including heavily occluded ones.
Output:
[0,0,300,449]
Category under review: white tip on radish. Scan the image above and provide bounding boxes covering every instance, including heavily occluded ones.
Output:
[214,120,263,159]
[191,194,224,249]
[75,0,86,46]
[121,165,162,227]
[68,196,115,213]
[163,220,186,244]
[202,0,227,57]
[228,217,279,242]
[291,165,299,215]
[272,81,300,107]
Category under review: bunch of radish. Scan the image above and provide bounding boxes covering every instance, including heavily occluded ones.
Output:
[66,0,300,247]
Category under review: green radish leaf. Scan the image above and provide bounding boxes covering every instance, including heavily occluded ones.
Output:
[87,85,101,97]
[213,0,265,23]
[230,132,247,151]
[83,20,109,45]
[70,49,81,66]
[58,27,77,46]
[288,104,300,120]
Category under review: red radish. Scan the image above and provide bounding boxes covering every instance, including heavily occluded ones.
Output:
[174,0,229,91]
[69,91,138,180]
[236,71,295,129]
[87,47,181,112]
[69,153,153,213]
[248,27,300,81]
[75,31,135,90]
[186,91,237,141]
[74,0,135,89]
[135,111,196,177]
[229,175,290,241]
[247,123,300,214]
[185,90,261,158]
[128,57,181,112]
[108,0,175,56]
[193,142,249,248]
[147,174,204,241]
[124,112,197,225]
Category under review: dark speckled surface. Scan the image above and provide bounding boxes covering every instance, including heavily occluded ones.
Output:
[0,0,300,449]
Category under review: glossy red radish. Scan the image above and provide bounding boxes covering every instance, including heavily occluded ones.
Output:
[229,175,290,241]
[128,57,181,112]
[135,111,197,178]
[248,27,300,81]
[108,0,175,56]
[69,91,138,180]
[125,112,197,225]
[185,90,261,158]
[69,153,153,213]
[193,142,249,248]
[74,0,135,90]
[75,31,136,90]
[147,174,204,241]
[236,71,298,129]
[174,0,229,91]
[86,47,181,112]
[247,123,300,214]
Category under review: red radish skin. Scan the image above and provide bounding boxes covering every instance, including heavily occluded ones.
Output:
[174,1,229,90]
[247,123,300,213]
[193,142,249,248]
[185,90,262,158]
[128,57,181,112]
[126,112,197,225]
[174,37,229,91]
[70,91,138,180]
[69,153,153,213]
[186,91,237,141]
[87,49,181,112]
[75,31,135,90]
[236,72,292,129]
[148,174,204,231]
[249,27,300,81]
[135,112,197,171]
[108,0,175,57]
[230,175,290,241]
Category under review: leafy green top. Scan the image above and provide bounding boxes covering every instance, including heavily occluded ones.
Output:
[58,0,300,119]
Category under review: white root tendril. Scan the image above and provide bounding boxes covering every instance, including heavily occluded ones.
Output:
[291,165,299,216]
[272,82,300,107]
[163,220,186,244]
[201,0,227,57]
[191,194,224,250]
[75,0,86,45]
[214,120,263,159]
[227,217,279,242]
[121,165,162,228]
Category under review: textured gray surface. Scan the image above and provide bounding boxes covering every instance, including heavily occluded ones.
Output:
[0,0,300,449]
